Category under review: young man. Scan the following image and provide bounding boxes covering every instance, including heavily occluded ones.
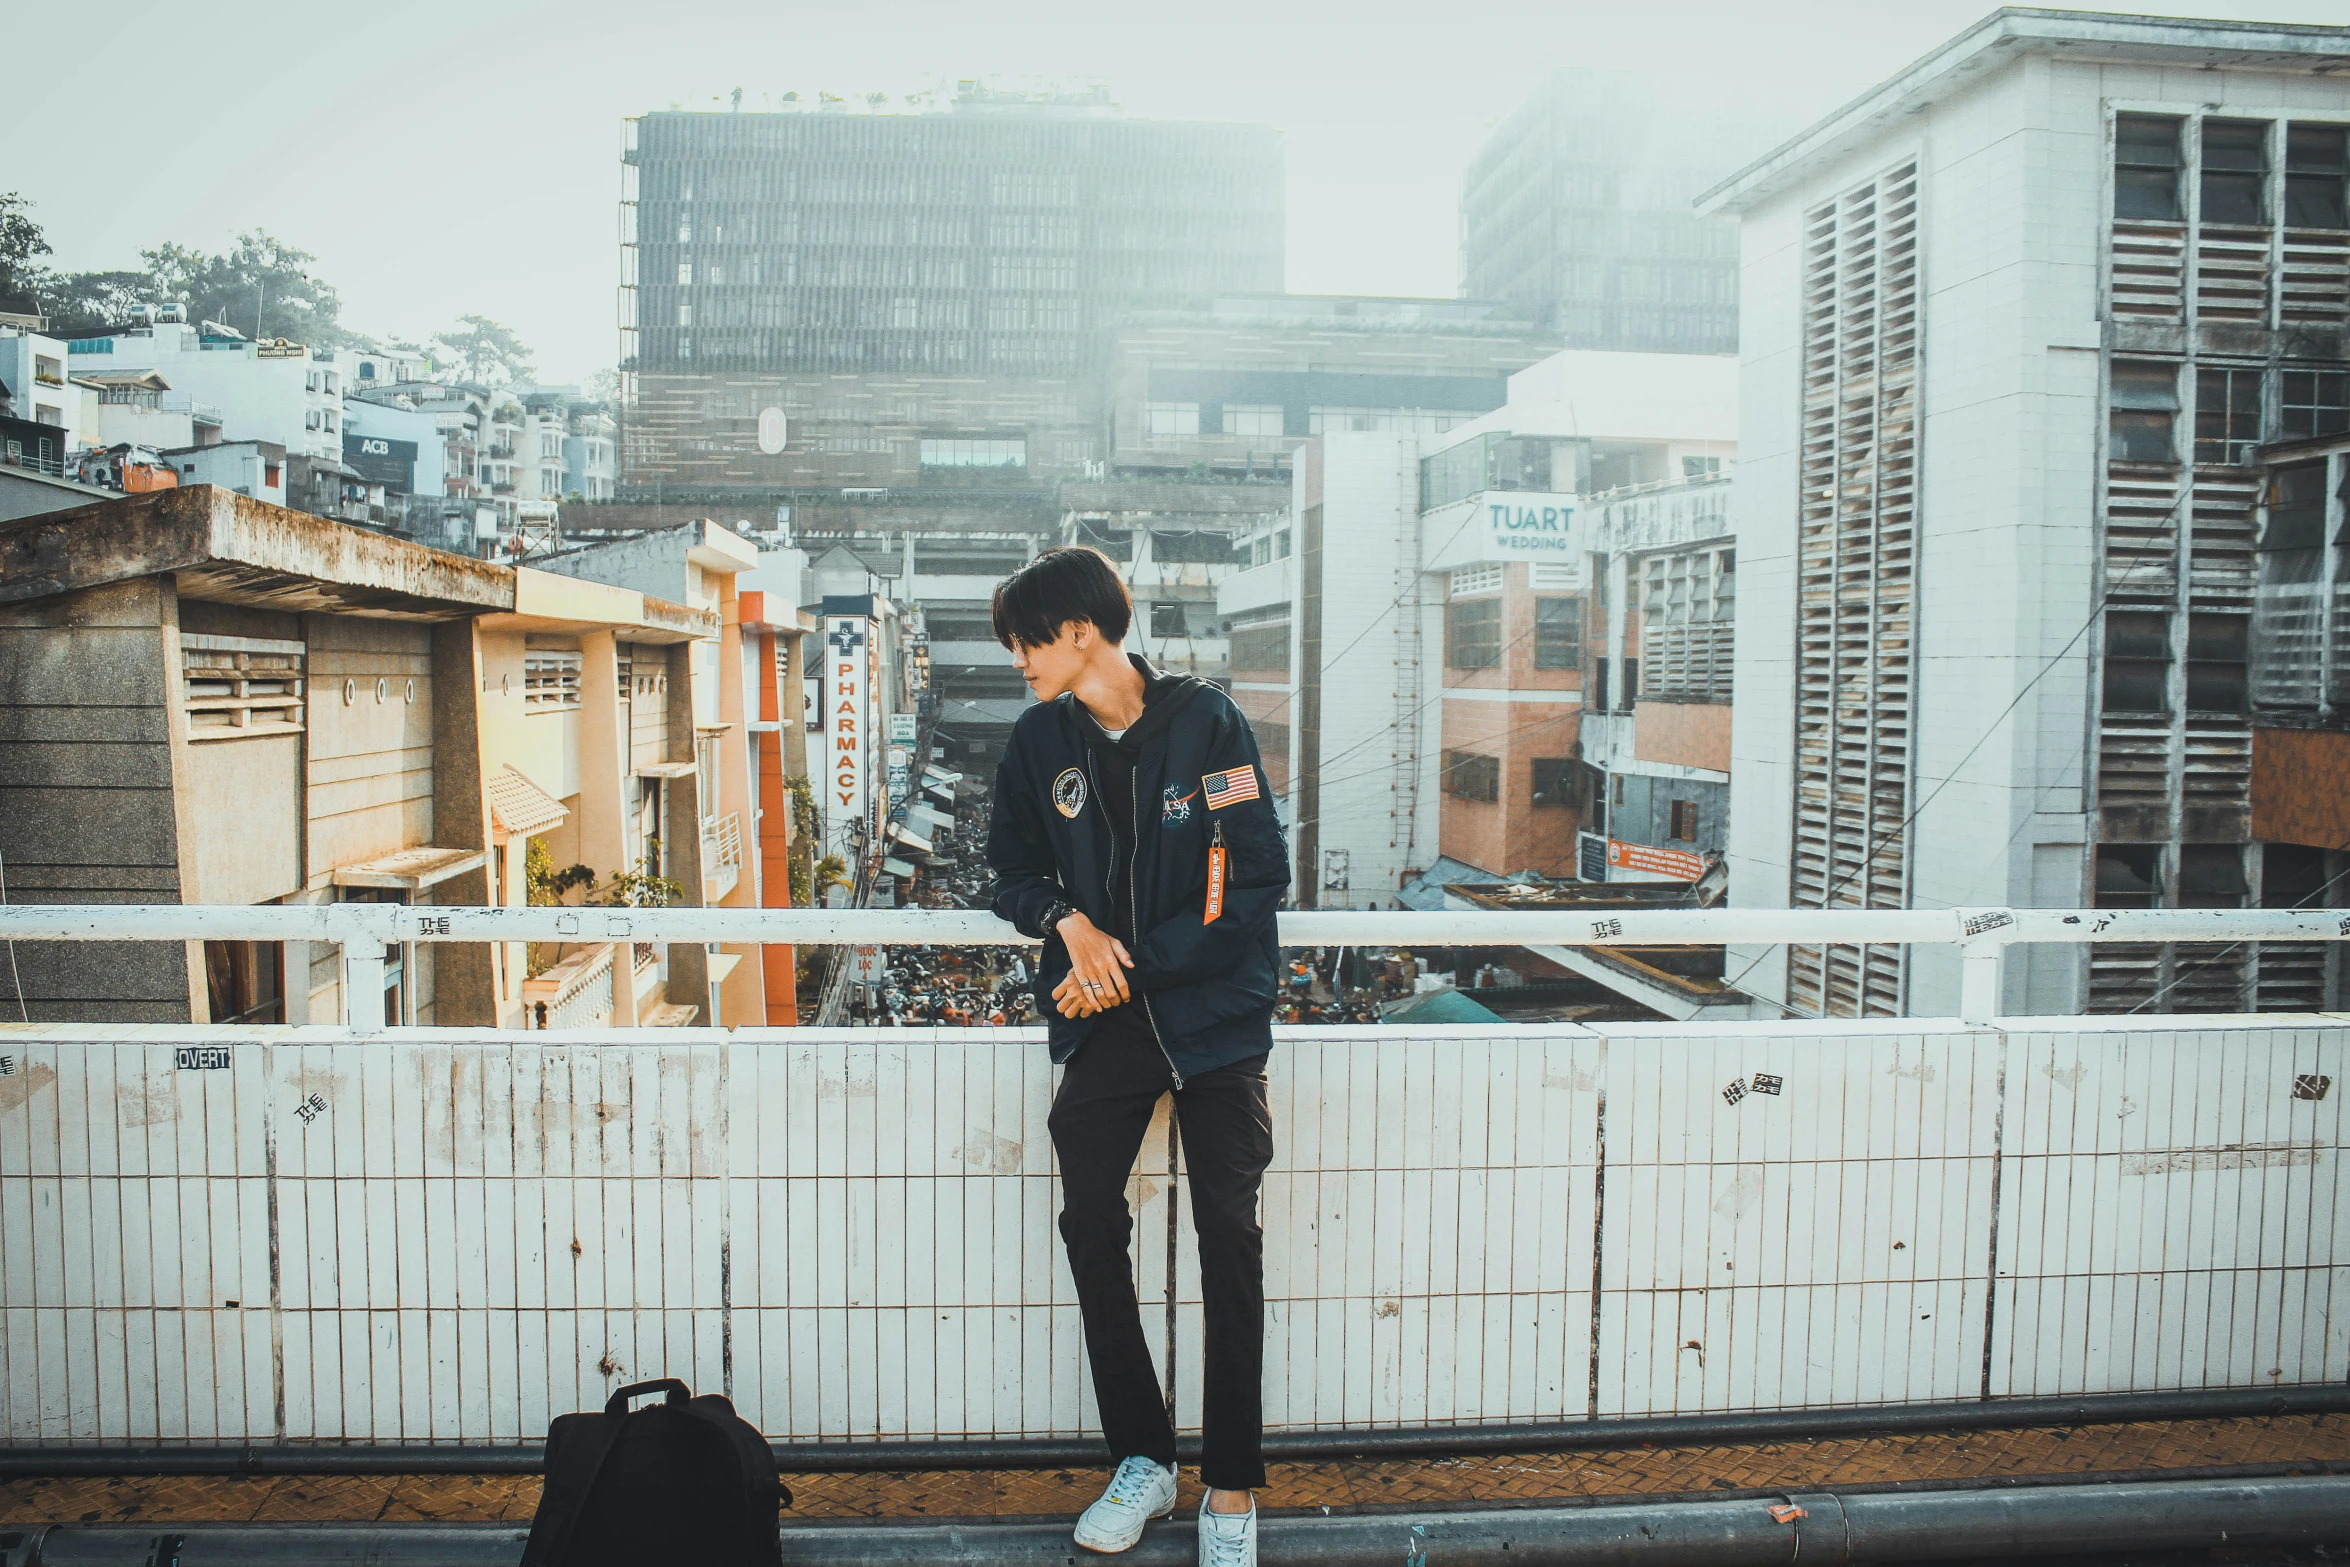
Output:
[985,546,1288,1566]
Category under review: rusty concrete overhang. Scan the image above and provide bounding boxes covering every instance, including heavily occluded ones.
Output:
[474,566,716,644]
[0,484,514,621]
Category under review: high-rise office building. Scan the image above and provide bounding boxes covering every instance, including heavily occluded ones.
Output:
[618,87,1284,492]
[1461,70,1763,355]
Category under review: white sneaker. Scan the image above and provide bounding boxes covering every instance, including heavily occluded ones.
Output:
[1073,1455,1179,1553]
[1197,1494,1257,1567]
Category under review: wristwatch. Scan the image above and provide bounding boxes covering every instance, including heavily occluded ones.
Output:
[1040,899,1076,938]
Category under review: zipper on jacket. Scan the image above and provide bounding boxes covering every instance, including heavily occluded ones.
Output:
[1128,764,1182,1089]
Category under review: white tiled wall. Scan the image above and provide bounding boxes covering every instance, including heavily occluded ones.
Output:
[0,1018,2341,1445]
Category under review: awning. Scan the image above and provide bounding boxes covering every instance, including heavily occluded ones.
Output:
[634,759,699,779]
[882,857,918,878]
[886,822,934,854]
[923,779,956,802]
[331,846,486,891]
[910,803,954,829]
[923,767,963,785]
[487,765,568,839]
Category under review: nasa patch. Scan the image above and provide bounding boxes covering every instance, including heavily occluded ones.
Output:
[1161,783,1198,828]
[1052,767,1088,819]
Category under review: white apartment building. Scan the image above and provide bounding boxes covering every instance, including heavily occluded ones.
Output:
[1218,348,1738,907]
[0,325,77,450]
[1700,10,2350,1019]
[60,320,342,461]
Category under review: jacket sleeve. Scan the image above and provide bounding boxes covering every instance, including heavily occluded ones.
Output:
[1129,706,1289,989]
[985,742,1065,939]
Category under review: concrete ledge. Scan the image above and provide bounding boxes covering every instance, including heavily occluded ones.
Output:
[9,1474,2350,1565]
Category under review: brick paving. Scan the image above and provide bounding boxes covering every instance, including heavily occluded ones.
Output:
[2,1415,2344,1527]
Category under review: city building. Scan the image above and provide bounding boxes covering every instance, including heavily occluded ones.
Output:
[0,485,777,1029]
[617,86,1284,492]
[163,438,286,505]
[1218,347,1737,909]
[1105,294,1554,479]
[1461,69,1767,354]
[0,322,77,449]
[72,367,224,452]
[55,318,343,462]
[1699,8,2350,1018]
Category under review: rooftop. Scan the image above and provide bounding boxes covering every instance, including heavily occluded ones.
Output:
[1697,6,2350,217]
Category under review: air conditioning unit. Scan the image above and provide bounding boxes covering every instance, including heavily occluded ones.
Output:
[154,303,188,324]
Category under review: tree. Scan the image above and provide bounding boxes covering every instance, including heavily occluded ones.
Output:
[432,315,534,386]
[0,193,53,309]
[583,367,622,405]
[141,231,343,346]
[40,271,148,333]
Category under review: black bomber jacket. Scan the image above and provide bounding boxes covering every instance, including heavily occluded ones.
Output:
[986,656,1289,1081]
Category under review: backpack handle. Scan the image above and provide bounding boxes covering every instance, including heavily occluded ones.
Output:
[604,1377,691,1416]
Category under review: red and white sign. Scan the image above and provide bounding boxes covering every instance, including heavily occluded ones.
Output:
[824,614,870,850]
[1607,839,1708,882]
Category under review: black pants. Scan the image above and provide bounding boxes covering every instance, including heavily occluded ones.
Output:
[1047,1004,1273,1491]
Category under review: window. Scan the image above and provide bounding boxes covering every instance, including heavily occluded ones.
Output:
[2115,115,2184,221]
[2262,461,2328,583]
[1534,597,1583,669]
[2200,119,2270,226]
[1149,528,1236,564]
[2280,371,2348,439]
[204,940,284,1025]
[1448,563,1503,597]
[2286,124,2349,229]
[919,437,1026,469]
[677,303,692,327]
[1620,658,1639,709]
[2195,367,2263,464]
[675,262,692,285]
[524,648,584,710]
[1224,404,1284,439]
[1144,402,1199,437]
[1149,601,1189,639]
[2185,612,2248,712]
[1445,596,1501,669]
[1531,758,1577,808]
[1443,750,1499,802]
[182,634,305,739]
[1228,621,1290,676]
[2095,844,2163,908]
[1681,455,1722,479]
[1669,800,1700,842]
[1074,518,1132,560]
[2178,844,2247,909]
[2110,361,2179,461]
[2102,610,2171,713]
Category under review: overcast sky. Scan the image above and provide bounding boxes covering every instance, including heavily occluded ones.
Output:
[8,0,2343,382]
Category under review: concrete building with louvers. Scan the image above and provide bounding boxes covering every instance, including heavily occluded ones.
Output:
[1700,8,2350,1020]
[0,487,810,1031]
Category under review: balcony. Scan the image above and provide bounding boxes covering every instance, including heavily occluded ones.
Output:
[519,938,619,1028]
[1217,554,1293,618]
[0,902,2345,1555]
[702,808,744,900]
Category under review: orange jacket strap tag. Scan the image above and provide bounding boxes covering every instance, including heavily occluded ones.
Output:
[1204,826,1226,925]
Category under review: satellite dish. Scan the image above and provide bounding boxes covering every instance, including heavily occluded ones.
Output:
[756,406,789,455]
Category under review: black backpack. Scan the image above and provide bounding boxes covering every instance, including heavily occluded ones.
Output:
[522,1378,788,1567]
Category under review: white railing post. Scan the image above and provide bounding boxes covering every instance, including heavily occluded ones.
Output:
[1955,909,2016,1026]
[324,903,393,1033]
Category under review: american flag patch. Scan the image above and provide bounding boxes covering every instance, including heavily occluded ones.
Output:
[1202,766,1260,810]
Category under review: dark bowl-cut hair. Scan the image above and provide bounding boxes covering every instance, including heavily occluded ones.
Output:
[990,545,1133,649]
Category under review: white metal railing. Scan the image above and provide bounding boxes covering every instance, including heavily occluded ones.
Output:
[519,941,619,1029]
[2,905,2346,1031]
[702,811,744,901]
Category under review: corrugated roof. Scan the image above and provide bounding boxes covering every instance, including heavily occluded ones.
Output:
[487,764,568,839]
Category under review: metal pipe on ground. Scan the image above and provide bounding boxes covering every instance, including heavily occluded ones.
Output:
[5,1384,2346,1477]
[11,1474,2350,1566]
